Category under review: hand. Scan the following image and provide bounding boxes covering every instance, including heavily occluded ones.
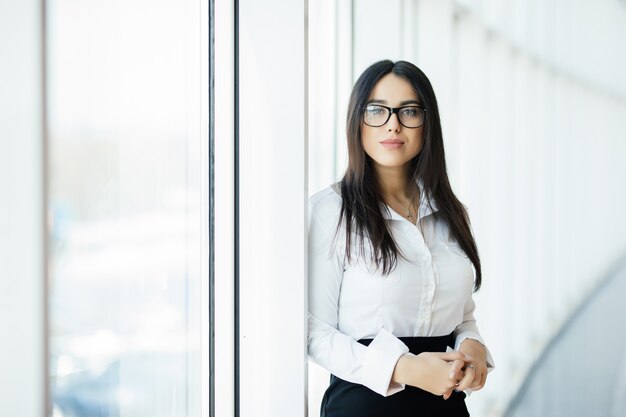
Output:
[445,338,487,398]
[393,351,469,397]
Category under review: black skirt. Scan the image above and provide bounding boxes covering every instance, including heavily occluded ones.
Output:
[319,333,470,417]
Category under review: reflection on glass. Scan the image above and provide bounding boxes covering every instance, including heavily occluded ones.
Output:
[47,2,205,416]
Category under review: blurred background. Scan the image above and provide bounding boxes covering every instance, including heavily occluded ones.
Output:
[2,0,625,416]
[308,1,626,416]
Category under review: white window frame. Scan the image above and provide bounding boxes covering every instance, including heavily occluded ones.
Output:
[0,0,47,416]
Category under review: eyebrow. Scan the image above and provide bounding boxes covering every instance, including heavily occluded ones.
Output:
[366,99,421,106]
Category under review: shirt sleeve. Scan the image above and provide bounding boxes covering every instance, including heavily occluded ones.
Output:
[452,292,495,371]
[308,205,409,397]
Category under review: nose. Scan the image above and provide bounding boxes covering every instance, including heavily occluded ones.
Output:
[387,111,401,132]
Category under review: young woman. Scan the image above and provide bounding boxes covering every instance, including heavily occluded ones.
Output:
[308,60,495,416]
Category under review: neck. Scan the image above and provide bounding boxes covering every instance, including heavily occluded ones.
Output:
[374,163,415,200]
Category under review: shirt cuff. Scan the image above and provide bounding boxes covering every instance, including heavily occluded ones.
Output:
[361,328,410,397]
[454,331,495,371]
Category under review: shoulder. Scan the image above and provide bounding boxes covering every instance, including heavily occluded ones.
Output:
[308,183,345,250]
[309,182,343,222]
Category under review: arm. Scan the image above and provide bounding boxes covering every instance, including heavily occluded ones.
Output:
[450,293,495,393]
[308,206,409,397]
[453,293,495,371]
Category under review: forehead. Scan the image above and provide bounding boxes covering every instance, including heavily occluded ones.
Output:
[367,73,418,105]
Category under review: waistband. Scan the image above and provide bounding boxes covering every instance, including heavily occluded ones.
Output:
[357,332,455,355]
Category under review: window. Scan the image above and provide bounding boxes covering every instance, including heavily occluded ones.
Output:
[46,2,209,416]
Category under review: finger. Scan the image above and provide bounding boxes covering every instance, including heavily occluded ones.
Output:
[439,351,467,362]
[448,359,465,381]
[470,368,486,390]
[478,368,487,388]
[456,365,475,391]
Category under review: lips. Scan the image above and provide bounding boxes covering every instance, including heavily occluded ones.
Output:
[380,139,404,144]
[380,138,405,149]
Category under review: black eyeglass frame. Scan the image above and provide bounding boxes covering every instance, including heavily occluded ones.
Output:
[362,104,427,128]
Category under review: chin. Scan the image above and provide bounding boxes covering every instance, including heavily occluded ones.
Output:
[374,158,412,168]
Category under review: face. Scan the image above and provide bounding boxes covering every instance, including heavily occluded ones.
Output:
[361,73,424,171]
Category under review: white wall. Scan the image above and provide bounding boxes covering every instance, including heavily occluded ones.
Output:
[308,0,626,415]
[238,0,308,415]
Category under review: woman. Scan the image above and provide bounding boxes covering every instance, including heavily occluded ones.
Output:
[308,60,495,416]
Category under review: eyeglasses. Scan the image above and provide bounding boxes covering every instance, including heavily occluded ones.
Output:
[363,104,426,128]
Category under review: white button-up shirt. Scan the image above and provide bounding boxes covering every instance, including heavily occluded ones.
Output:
[308,181,495,397]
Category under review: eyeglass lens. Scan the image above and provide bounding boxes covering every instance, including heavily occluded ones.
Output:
[364,105,424,128]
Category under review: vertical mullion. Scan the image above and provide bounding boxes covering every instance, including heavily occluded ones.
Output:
[0,0,46,416]
[233,0,241,414]
[214,0,236,414]
[207,0,216,415]
[41,0,50,414]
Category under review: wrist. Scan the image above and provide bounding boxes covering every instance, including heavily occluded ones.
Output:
[391,353,414,385]
[461,338,485,350]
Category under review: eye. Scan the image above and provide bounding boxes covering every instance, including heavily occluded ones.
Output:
[366,105,385,115]
[400,107,418,117]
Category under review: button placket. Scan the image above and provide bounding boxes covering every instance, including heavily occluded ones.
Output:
[421,267,436,329]
[416,230,436,334]
[403,221,430,258]
[397,216,435,335]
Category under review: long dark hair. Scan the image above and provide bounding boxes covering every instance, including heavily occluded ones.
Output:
[336,59,482,291]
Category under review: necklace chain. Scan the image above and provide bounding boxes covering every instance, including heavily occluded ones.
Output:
[386,186,418,222]
[404,187,417,222]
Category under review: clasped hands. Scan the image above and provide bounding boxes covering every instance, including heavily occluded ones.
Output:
[392,338,487,400]
[442,338,488,400]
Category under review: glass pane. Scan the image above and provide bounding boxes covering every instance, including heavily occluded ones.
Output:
[46,1,207,417]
